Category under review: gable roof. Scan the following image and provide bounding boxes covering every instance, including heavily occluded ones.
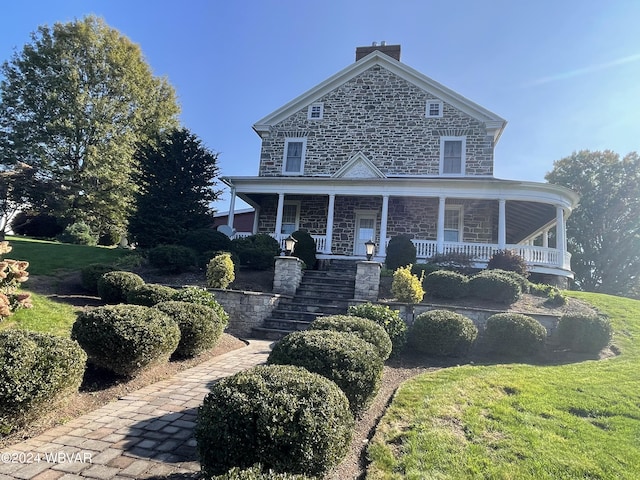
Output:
[253,49,507,142]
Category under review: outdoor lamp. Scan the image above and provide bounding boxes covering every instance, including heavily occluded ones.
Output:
[365,239,376,261]
[284,235,297,256]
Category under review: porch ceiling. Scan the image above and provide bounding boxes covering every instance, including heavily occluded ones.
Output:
[506,201,555,243]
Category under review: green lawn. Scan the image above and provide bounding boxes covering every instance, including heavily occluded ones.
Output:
[5,235,130,275]
[367,292,640,479]
[0,292,79,336]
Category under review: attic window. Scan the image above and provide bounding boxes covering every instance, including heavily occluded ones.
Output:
[426,100,443,118]
[308,103,324,120]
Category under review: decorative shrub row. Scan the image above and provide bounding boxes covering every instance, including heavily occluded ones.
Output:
[126,283,177,306]
[196,365,353,477]
[231,234,280,270]
[267,330,383,415]
[0,330,86,434]
[422,270,469,299]
[310,315,392,361]
[483,313,547,357]
[408,310,478,357]
[72,304,181,376]
[556,313,612,353]
[172,285,230,324]
[347,303,407,355]
[97,271,145,303]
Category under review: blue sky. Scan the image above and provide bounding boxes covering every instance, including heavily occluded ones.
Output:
[2,1,639,211]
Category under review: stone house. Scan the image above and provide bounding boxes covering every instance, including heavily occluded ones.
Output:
[222,44,579,283]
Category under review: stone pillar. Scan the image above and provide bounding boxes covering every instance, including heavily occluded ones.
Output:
[273,256,304,296]
[354,261,381,302]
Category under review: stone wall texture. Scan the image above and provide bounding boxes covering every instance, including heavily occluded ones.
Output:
[258,64,494,177]
[210,289,282,338]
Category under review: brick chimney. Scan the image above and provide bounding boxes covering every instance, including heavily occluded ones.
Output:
[355,42,401,61]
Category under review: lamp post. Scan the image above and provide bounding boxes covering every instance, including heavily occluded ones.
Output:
[284,235,297,256]
[365,239,376,261]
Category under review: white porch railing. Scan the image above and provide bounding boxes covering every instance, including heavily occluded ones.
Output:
[412,240,571,270]
[232,232,327,253]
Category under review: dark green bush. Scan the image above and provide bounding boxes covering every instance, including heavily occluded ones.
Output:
[310,314,392,361]
[423,270,469,299]
[180,228,232,254]
[172,286,229,324]
[411,263,441,278]
[408,310,478,356]
[97,271,145,304]
[0,330,86,434]
[11,211,63,238]
[556,313,612,353]
[347,303,407,355]
[267,330,383,415]
[154,301,226,358]
[468,270,522,304]
[529,283,567,306]
[291,229,317,269]
[147,244,198,273]
[484,313,547,357]
[71,304,180,376]
[196,365,353,477]
[489,269,530,293]
[231,234,280,270]
[488,249,529,277]
[126,284,177,306]
[81,263,118,294]
[207,252,235,288]
[211,465,313,479]
[97,225,122,246]
[385,235,416,271]
[56,221,97,246]
[427,252,475,274]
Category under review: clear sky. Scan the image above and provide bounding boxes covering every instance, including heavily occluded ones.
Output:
[1,0,639,211]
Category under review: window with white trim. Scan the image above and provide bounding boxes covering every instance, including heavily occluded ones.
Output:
[440,136,466,175]
[281,202,300,235]
[444,206,463,242]
[283,138,307,174]
[426,100,443,118]
[307,103,324,120]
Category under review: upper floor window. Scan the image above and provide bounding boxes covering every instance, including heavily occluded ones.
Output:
[426,100,443,118]
[283,138,307,174]
[307,103,324,120]
[440,136,466,175]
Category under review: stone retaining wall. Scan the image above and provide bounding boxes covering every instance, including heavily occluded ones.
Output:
[209,288,284,338]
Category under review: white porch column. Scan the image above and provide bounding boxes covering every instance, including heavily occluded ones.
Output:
[556,206,566,266]
[227,186,236,229]
[498,199,506,249]
[325,194,335,254]
[252,206,260,234]
[542,228,549,248]
[379,195,389,257]
[274,193,285,238]
[437,196,446,254]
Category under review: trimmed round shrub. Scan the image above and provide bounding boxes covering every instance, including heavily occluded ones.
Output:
[385,235,416,271]
[267,330,383,415]
[172,286,229,324]
[147,244,198,273]
[196,364,353,477]
[207,252,235,288]
[211,465,313,479]
[310,314,392,361]
[488,249,529,277]
[71,304,180,376]
[231,234,280,270]
[0,330,86,434]
[484,313,547,357]
[348,303,407,355]
[291,229,317,269]
[556,313,612,353]
[408,310,478,357]
[392,265,424,303]
[97,271,145,304]
[180,228,232,254]
[468,270,522,304]
[154,301,225,357]
[488,268,530,293]
[423,270,469,299]
[126,284,177,306]
[80,263,118,294]
[57,221,97,246]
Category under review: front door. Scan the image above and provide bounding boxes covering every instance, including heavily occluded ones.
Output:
[354,213,376,256]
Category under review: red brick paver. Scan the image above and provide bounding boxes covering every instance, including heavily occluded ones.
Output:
[0,340,272,479]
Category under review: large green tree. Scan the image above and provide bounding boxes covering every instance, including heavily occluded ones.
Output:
[546,150,640,297]
[129,128,222,248]
[0,15,180,236]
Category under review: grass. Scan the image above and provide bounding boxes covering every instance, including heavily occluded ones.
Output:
[0,292,79,337]
[4,235,130,276]
[367,291,640,479]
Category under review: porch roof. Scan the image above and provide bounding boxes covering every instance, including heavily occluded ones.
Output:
[221,175,580,211]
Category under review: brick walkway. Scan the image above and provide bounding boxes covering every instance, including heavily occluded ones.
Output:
[0,340,272,480]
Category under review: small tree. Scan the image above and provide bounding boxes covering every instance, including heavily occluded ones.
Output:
[0,241,32,319]
[207,253,235,289]
[391,265,424,303]
[385,235,416,271]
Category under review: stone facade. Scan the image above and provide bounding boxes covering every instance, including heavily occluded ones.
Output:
[258,65,494,178]
[354,261,382,301]
[273,256,304,295]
